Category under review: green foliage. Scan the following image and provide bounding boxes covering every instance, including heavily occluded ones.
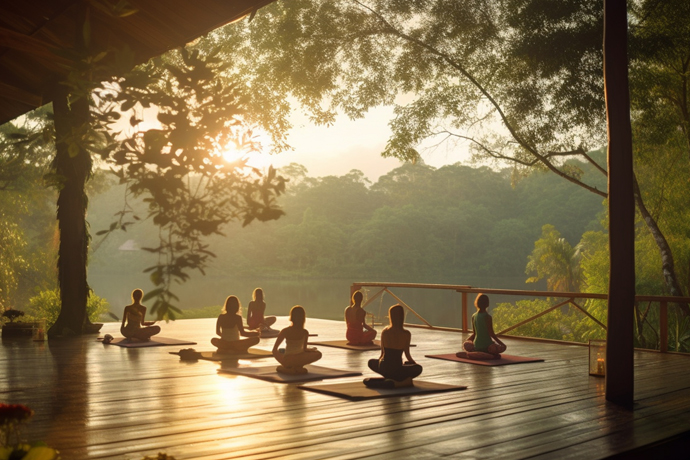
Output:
[177,305,221,319]
[0,221,27,310]
[492,299,606,343]
[85,46,287,321]
[88,158,604,286]
[0,108,58,311]
[526,224,581,292]
[1,309,24,323]
[209,0,608,193]
[27,290,110,329]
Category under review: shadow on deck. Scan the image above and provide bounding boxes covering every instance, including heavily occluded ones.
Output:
[1,318,690,459]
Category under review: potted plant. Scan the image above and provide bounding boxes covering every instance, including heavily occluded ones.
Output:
[0,403,59,459]
[1,309,37,338]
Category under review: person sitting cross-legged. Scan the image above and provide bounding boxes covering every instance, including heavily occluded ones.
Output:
[120,289,161,341]
[272,305,322,374]
[345,290,377,345]
[456,293,507,360]
[365,304,422,389]
[247,287,277,332]
[211,296,260,354]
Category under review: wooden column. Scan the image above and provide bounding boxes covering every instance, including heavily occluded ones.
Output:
[604,0,635,408]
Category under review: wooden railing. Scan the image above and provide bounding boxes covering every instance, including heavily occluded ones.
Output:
[351,282,690,353]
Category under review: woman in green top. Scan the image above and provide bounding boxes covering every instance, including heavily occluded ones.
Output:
[456,294,506,360]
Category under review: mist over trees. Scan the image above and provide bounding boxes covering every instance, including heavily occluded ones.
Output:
[88,156,606,287]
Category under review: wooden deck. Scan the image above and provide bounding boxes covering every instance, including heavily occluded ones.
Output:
[2,317,690,459]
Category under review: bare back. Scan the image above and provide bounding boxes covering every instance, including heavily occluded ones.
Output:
[345,305,366,327]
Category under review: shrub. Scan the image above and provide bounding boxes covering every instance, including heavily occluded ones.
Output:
[27,290,110,328]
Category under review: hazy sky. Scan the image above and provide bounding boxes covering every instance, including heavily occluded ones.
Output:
[248,105,473,182]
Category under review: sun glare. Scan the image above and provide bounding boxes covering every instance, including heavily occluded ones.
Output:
[221,145,274,171]
[221,146,245,164]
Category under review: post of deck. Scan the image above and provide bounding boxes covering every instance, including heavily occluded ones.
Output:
[603,0,635,408]
[659,301,668,353]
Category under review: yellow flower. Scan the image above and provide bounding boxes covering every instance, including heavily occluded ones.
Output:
[21,446,59,460]
[0,445,58,460]
[0,446,12,460]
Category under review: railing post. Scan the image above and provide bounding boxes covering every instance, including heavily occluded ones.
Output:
[660,301,668,353]
[461,291,468,332]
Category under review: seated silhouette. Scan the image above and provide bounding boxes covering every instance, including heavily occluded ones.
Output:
[247,288,277,332]
[456,293,507,360]
[211,296,260,353]
[345,290,377,345]
[365,304,422,389]
[272,305,322,374]
[120,289,160,341]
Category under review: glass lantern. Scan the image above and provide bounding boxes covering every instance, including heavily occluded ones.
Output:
[589,339,606,377]
[32,320,46,341]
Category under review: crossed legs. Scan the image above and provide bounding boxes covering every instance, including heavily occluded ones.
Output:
[211,336,260,354]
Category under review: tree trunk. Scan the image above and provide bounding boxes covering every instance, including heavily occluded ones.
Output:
[48,2,100,337]
[604,0,635,409]
[47,88,92,337]
[633,175,690,315]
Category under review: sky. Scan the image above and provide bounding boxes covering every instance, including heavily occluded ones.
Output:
[244,105,473,182]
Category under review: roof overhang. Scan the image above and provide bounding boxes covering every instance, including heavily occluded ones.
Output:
[0,0,275,126]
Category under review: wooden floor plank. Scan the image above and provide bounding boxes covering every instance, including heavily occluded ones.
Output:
[2,317,690,459]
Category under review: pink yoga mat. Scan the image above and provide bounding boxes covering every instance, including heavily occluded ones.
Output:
[425,353,544,366]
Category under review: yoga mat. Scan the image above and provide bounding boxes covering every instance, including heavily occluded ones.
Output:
[169,349,272,361]
[218,365,361,383]
[299,380,467,400]
[425,353,545,366]
[99,337,197,348]
[309,340,380,351]
[255,330,317,338]
[309,340,415,351]
[257,329,280,338]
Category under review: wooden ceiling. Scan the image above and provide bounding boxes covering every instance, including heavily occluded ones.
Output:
[0,0,275,126]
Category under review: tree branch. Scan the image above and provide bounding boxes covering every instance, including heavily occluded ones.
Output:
[353,0,607,198]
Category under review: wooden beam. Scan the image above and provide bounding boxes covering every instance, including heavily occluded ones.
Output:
[0,81,42,107]
[604,0,635,409]
[0,26,70,64]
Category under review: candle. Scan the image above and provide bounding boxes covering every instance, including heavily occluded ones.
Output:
[597,357,605,374]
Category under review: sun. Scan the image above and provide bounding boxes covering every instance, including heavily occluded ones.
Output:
[221,145,246,164]
[221,144,274,171]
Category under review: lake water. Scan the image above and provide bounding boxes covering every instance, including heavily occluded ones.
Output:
[88,271,536,329]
